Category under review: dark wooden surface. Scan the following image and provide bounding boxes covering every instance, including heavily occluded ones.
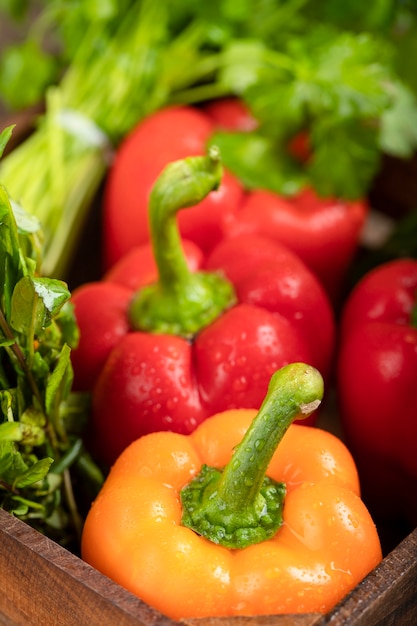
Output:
[0,508,173,626]
[0,508,416,626]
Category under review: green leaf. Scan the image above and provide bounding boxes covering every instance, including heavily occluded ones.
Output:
[0,419,45,446]
[0,441,28,483]
[51,437,83,474]
[10,275,70,335]
[208,131,305,195]
[45,343,73,418]
[9,275,40,335]
[0,337,16,349]
[8,500,30,516]
[55,301,80,350]
[310,32,390,118]
[21,405,46,428]
[11,200,42,235]
[0,389,15,422]
[0,442,15,476]
[14,457,54,489]
[30,350,50,385]
[0,421,23,442]
[245,80,313,139]
[0,126,14,159]
[0,39,58,110]
[220,40,281,94]
[9,494,46,513]
[0,185,28,321]
[33,277,71,318]
[379,82,417,158]
[307,117,381,199]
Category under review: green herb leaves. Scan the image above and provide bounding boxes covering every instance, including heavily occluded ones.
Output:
[211,29,405,199]
[0,125,14,158]
[1,0,417,268]
[0,126,100,547]
[10,276,70,335]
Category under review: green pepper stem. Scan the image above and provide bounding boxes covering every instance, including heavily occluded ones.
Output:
[181,363,323,549]
[129,146,236,337]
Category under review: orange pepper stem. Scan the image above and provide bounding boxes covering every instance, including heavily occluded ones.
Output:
[129,146,236,338]
[181,363,324,549]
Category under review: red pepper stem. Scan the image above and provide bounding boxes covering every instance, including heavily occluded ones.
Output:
[129,147,236,337]
[181,363,323,549]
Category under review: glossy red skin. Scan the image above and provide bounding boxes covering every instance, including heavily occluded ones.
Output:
[103,105,245,267]
[92,302,311,465]
[203,97,258,131]
[337,258,417,526]
[72,235,335,465]
[71,282,132,392]
[71,240,202,392]
[103,101,367,299]
[224,187,368,299]
[205,234,335,382]
[340,258,417,337]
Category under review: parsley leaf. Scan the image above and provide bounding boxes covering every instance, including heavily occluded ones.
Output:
[0,127,102,549]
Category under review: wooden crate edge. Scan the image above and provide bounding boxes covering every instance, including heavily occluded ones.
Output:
[1,509,417,625]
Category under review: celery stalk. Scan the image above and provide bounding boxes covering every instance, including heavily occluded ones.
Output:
[0,1,214,279]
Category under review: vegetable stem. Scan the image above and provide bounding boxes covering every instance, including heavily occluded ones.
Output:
[63,467,83,541]
[129,148,236,338]
[181,363,323,549]
[0,308,43,407]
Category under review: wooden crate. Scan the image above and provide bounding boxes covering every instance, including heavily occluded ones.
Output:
[0,507,416,625]
[0,194,415,625]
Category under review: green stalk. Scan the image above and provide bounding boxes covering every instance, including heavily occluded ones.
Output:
[0,1,217,280]
[129,148,236,338]
[181,363,323,549]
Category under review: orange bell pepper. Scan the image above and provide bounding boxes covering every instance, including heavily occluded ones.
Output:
[81,363,381,620]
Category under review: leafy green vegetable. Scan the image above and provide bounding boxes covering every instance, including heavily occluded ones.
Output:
[0,39,57,111]
[0,125,14,157]
[379,82,417,158]
[0,126,102,549]
[207,29,398,198]
[208,130,307,195]
[0,0,417,277]
[0,0,218,278]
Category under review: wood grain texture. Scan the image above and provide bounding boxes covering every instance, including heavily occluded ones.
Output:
[0,509,170,626]
[184,617,321,626]
[0,509,319,625]
[1,509,416,625]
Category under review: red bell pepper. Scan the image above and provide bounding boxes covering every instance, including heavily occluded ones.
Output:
[73,150,335,465]
[103,100,369,299]
[337,258,417,529]
[202,100,367,297]
[103,105,245,267]
[226,187,368,299]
